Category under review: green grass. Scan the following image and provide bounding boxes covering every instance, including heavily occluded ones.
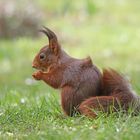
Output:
[1,0,140,139]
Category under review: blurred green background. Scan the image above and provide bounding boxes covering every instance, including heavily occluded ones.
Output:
[0,0,140,139]
[1,0,140,91]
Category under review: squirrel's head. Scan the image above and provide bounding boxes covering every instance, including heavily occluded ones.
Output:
[32,27,61,73]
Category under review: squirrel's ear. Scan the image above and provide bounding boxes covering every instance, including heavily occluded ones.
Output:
[40,26,60,55]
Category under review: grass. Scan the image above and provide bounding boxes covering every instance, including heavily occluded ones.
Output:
[1,0,140,139]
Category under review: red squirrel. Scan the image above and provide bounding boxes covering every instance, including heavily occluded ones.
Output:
[32,27,140,118]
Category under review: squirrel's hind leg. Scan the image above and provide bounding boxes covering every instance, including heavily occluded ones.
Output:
[78,95,130,118]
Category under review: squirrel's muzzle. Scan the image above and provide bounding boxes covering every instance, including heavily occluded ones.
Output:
[32,63,38,69]
[32,64,35,68]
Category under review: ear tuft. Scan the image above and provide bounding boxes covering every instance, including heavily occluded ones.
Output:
[39,26,60,55]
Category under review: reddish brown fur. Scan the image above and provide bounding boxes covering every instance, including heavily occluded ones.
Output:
[32,27,140,118]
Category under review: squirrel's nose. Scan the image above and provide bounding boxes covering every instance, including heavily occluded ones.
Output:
[32,63,37,68]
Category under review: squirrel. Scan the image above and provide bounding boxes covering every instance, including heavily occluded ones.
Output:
[32,27,140,118]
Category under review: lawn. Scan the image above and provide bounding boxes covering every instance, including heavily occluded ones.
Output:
[0,0,140,139]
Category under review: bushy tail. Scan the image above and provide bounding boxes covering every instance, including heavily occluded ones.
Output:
[78,69,138,118]
[102,69,132,95]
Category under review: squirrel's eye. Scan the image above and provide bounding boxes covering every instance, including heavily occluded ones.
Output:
[39,53,46,61]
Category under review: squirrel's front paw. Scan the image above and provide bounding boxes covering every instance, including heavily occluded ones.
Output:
[32,71,43,80]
